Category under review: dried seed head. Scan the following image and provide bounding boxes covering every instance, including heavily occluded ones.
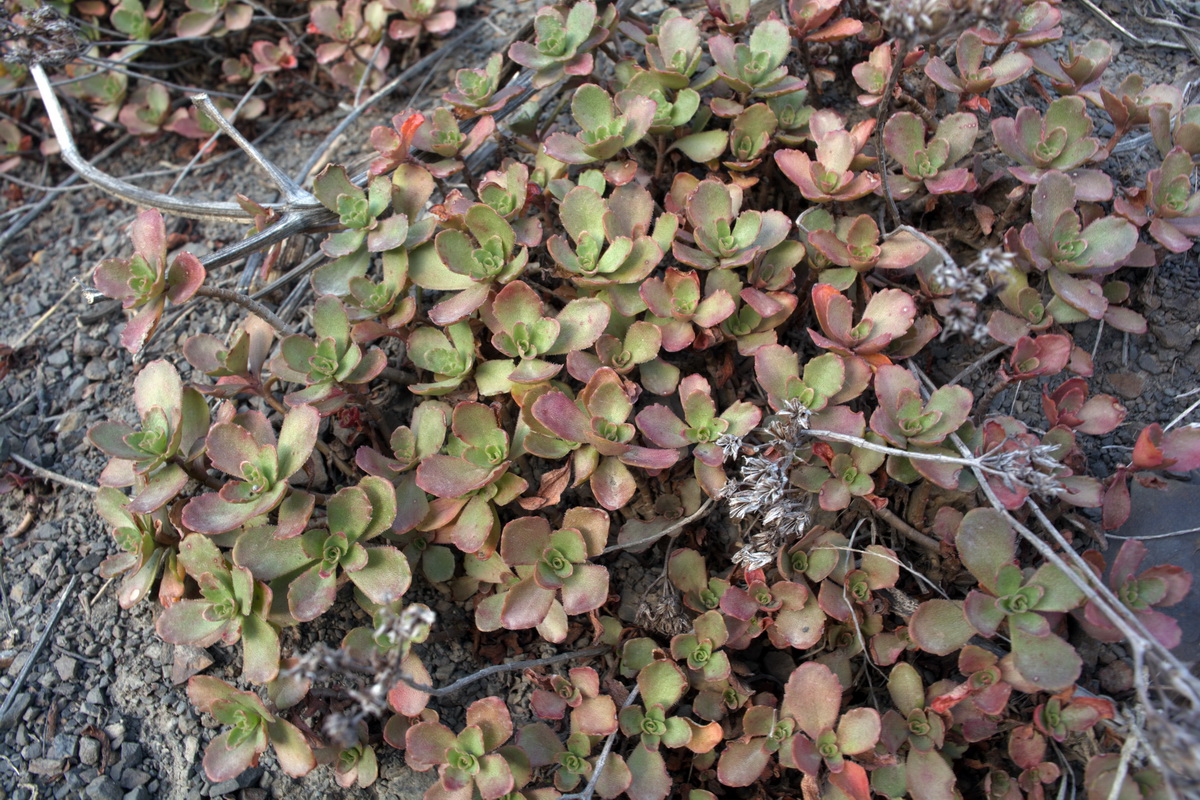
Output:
[868,0,1017,44]
[0,7,87,68]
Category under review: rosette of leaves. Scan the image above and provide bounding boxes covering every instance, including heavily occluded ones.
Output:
[181,404,318,535]
[640,268,737,352]
[405,321,476,396]
[405,696,524,800]
[94,487,177,608]
[530,368,681,510]
[793,413,887,511]
[118,84,171,137]
[443,53,523,117]
[387,0,457,39]
[184,315,275,398]
[870,364,971,483]
[1014,170,1138,319]
[476,509,610,642]
[809,284,918,362]
[409,106,495,179]
[414,401,526,554]
[673,178,791,270]
[1077,539,1192,649]
[1031,691,1114,746]
[312,165,409,258]
[615,68,701,136]
[1100,74,1184,144]
[753,346,870,412]
[924,30,1032,110]
[768,87,815,145]
[956,508,1086,692]
[188,675,313,782]
[323,732,378,789]
[1041,379,1126,435]
[669,610,732,684]
[643,12,703,87]
[508,1,614,88]
[542,83,656,165]
[176,0,253,37]
[476,280,610,391]
[706,17,805,97]
[1028,38,1112,98]
[271,295,388,408]
[1140,146,1200,252]
[882,112,979,197]
[799,208,929,281]
[249,38,297,75]
[156,534,282,684]
[974,0,1063,48]
[93,209,206,354]
[852,43,898,108]
[1151,102,1200,157]
[780,661,880,795]
[309,0,388,88]
[418,203,529,324]
[547,182,675,290]
[233,476,408,622]
[566,320,679,397]
[788,0,864,50]
[878,662,963,799]
[717,703,806,787]
[618,660,722,800]
[530,665,618,735]
[991,97,1110,201]
[721,104,778,171]
[668,548,731,614]
[708,267,800,355]
[636,374,762,496]
[929,645,1014,722]
[89,360,210,514]
[775,126,881,202]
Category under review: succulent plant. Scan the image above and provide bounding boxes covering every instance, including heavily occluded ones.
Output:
[508,1,614,88]
[93,210,206,354]
[706,18,805,97]
[272,295,388,408]
[88,360,210,514]
[188,676,314,781]
[543,83,656,165]
[992,97,1110,201]
[421,203,529,324]
[443,53,524,117]
[883,111,979,197]
[775,125,880,203]
[924,30,1032,108]
[672,178,791,270]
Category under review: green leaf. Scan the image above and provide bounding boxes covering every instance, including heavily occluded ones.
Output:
[955,508,1015,593]
[908,599,974,655]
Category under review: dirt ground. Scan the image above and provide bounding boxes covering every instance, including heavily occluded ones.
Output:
[0,1,1197,799]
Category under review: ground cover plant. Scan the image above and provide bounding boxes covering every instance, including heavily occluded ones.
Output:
[4,0,1200,797]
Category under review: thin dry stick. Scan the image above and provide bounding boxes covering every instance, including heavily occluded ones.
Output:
[394,645,609,697]
[9,454,98,494]
[866,502,941,554]
[601,497,715,555]
[558,685,640,800]
[193,286,291,334]
[0,574,80,727]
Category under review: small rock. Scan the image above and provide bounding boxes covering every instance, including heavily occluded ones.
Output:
[240,790,267,800]
[54,655,78,682]
[79,736,101,766]
[0,692,31,729]
[46,350,69,367]
[83,360,109,381]
[49,733,77,760]
[74,335,106,357]
[119,742,144,768]
[171,646,213,686]
[119,768,151,790]
[1107,371,1145,400]
[208,767,262,797]
[28,757,65,776]
[124,789,152,800]
[86,776,124,800]
[87,686,106,704]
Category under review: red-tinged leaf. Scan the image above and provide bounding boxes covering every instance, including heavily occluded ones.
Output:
[187,675,244,714]
[956,508,1016,592]
[829,761,871,800]
[156,599,227,646]
[590,456,636,511]
[561,563,609,615]
[264,717,315,778]
[531,391,591,443]
[474,753,515,800]
[166,251,206,304]
[415,455,500,498]
[388,653,431,716]
[906,747,956,800]
[1132,425,1166,470]
[405,720,455,770]
[909,599,974,655]
[717,738,771,787]
[202,728,264,783]
[625,741,671,800]
[782,661,842,739]
[501,577,555,630]
[1162,426,1200,471]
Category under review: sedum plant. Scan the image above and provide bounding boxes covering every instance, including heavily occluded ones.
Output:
[57,1,1200,797]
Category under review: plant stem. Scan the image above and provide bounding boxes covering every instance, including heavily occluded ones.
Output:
[394,645,610,697]
[558,685,640,800]
[193,286,291,334]
[601,497,715,555]
[875,38,909,229]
